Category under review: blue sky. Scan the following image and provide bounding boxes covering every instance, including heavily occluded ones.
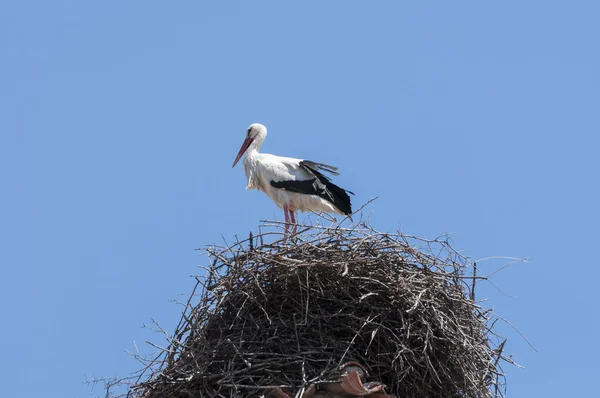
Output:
[2,1,599,396]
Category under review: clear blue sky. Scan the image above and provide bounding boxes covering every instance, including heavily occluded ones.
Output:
[2,2,598,397]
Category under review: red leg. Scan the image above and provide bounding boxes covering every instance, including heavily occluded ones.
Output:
[290,210,297,234]
[283,204,290,236]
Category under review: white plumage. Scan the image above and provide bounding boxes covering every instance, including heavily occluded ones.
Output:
[232,123,353,234]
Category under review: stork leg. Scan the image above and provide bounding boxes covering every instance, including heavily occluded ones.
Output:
[283,204,291,236]
[289,210,297,235]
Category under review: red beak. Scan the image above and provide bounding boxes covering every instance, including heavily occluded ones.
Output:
[232,137,253,168]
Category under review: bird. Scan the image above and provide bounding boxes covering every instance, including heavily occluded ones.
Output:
[232,123,354,235]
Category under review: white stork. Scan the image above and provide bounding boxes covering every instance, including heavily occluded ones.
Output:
[232,123,353,235]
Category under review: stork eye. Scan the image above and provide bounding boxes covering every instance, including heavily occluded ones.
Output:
[247,128,252,136]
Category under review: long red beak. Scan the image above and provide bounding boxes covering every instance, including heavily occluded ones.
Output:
[232,137,253,168]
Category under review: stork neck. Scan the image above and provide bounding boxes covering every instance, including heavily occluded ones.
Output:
[247,134,265,154]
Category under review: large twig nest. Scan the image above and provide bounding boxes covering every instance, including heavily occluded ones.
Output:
[130,222,510,398]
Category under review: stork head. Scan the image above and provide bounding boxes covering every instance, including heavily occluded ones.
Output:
[232,123,267,167]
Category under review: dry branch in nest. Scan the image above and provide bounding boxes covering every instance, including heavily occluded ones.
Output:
[127,221,513,398]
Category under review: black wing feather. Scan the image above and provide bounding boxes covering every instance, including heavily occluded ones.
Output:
[301,160,340,176]
[269,160,354,215]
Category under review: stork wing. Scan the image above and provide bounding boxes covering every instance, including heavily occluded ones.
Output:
[300,160,340,176]
[270,159,354,215]
[299,160,354,196]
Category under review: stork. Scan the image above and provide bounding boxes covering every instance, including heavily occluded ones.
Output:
[232,123,353,235]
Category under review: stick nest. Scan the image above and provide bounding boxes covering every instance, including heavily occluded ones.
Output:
[130,222,509,398]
